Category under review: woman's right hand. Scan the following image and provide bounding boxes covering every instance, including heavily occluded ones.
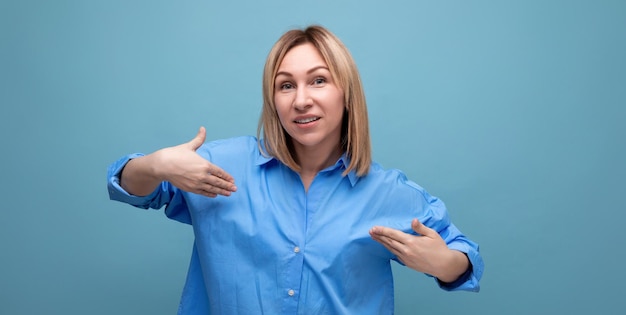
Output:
[153,127,237,198]
[121,127,237,198]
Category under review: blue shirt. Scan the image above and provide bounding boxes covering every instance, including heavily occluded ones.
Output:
[107,136,483,314]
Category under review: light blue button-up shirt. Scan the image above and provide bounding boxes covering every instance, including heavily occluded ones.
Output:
[108,136,483,314]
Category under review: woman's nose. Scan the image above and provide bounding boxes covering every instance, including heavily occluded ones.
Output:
[293,86,312,110]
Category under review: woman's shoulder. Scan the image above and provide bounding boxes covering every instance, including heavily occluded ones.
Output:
[202,135,258,149]
[366,161,408,181]
[365,161,430,197]
[196,136,261,160]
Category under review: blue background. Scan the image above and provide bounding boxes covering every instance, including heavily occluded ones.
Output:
[1,0,625,314]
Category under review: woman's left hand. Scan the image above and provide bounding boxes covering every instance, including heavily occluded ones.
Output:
[369,218,469,283]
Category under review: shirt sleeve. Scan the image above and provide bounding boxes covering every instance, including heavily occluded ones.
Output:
[405,180,484,292]
[106,153,192,224]
[435,222,484,292]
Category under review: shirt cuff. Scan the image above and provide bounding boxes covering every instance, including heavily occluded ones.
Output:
[107,153,159,208]
[436,241,484,292]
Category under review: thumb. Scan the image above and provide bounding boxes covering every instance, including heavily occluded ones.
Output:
[187,126,206,151]
[411,218,434,237]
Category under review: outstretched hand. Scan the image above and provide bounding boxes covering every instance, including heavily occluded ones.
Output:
[369,219,469,283]
[153,127,237,198]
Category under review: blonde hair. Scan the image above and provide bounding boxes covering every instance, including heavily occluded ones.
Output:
[257,25,371,177]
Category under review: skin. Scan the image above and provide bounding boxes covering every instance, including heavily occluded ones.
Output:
[119,126,236,198]
[369,219,470,283]
[119,42,469,284]
[273,42,346,190]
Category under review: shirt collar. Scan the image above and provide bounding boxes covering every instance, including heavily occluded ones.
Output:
[254,139,274,166]
[333,154,359,187]
[255,152,274,166]
[256,148,360,187]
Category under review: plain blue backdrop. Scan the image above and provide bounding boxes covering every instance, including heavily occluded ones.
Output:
[1,0,625,314]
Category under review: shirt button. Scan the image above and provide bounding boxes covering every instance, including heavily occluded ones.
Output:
[294,246,300,253]
[288,289,295,296]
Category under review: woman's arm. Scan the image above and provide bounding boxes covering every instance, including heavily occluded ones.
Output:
[120,127,237,198]
[369,218,469,283]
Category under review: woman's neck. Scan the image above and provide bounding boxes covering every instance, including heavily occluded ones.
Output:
[293,143,342,191]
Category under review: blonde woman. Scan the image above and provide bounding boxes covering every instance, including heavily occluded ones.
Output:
[108,25,483,314]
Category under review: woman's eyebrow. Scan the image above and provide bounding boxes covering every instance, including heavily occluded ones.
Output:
[306,66,330,74]
[275,65,329,78]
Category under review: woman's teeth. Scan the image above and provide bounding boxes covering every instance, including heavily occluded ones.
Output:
[295,117,320,124]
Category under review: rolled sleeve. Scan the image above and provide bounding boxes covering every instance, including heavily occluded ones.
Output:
[392,178,484,293]
[413,186,483,292]
[107,153,163,209]
[437,239,484,292]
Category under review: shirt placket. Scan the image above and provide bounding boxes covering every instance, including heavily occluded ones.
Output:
[280,170,307,314]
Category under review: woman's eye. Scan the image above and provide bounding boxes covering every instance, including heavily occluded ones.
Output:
[280,83,294,90]
[313,77,326,85]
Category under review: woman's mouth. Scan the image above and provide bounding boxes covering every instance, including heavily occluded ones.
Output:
[294,117,320,124]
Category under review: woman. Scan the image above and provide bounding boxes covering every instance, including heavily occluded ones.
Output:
[108,25,483,314]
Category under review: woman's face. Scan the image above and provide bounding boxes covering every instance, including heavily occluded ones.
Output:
[274,43,345,155]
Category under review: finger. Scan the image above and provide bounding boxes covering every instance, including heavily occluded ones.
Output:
[411,219,437,237]
[370,232,403,254]
[187,126,207,151]
[194,182,227,198]
[369,226,410,244]
[207,164,236,185]
[199,182,235,197]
